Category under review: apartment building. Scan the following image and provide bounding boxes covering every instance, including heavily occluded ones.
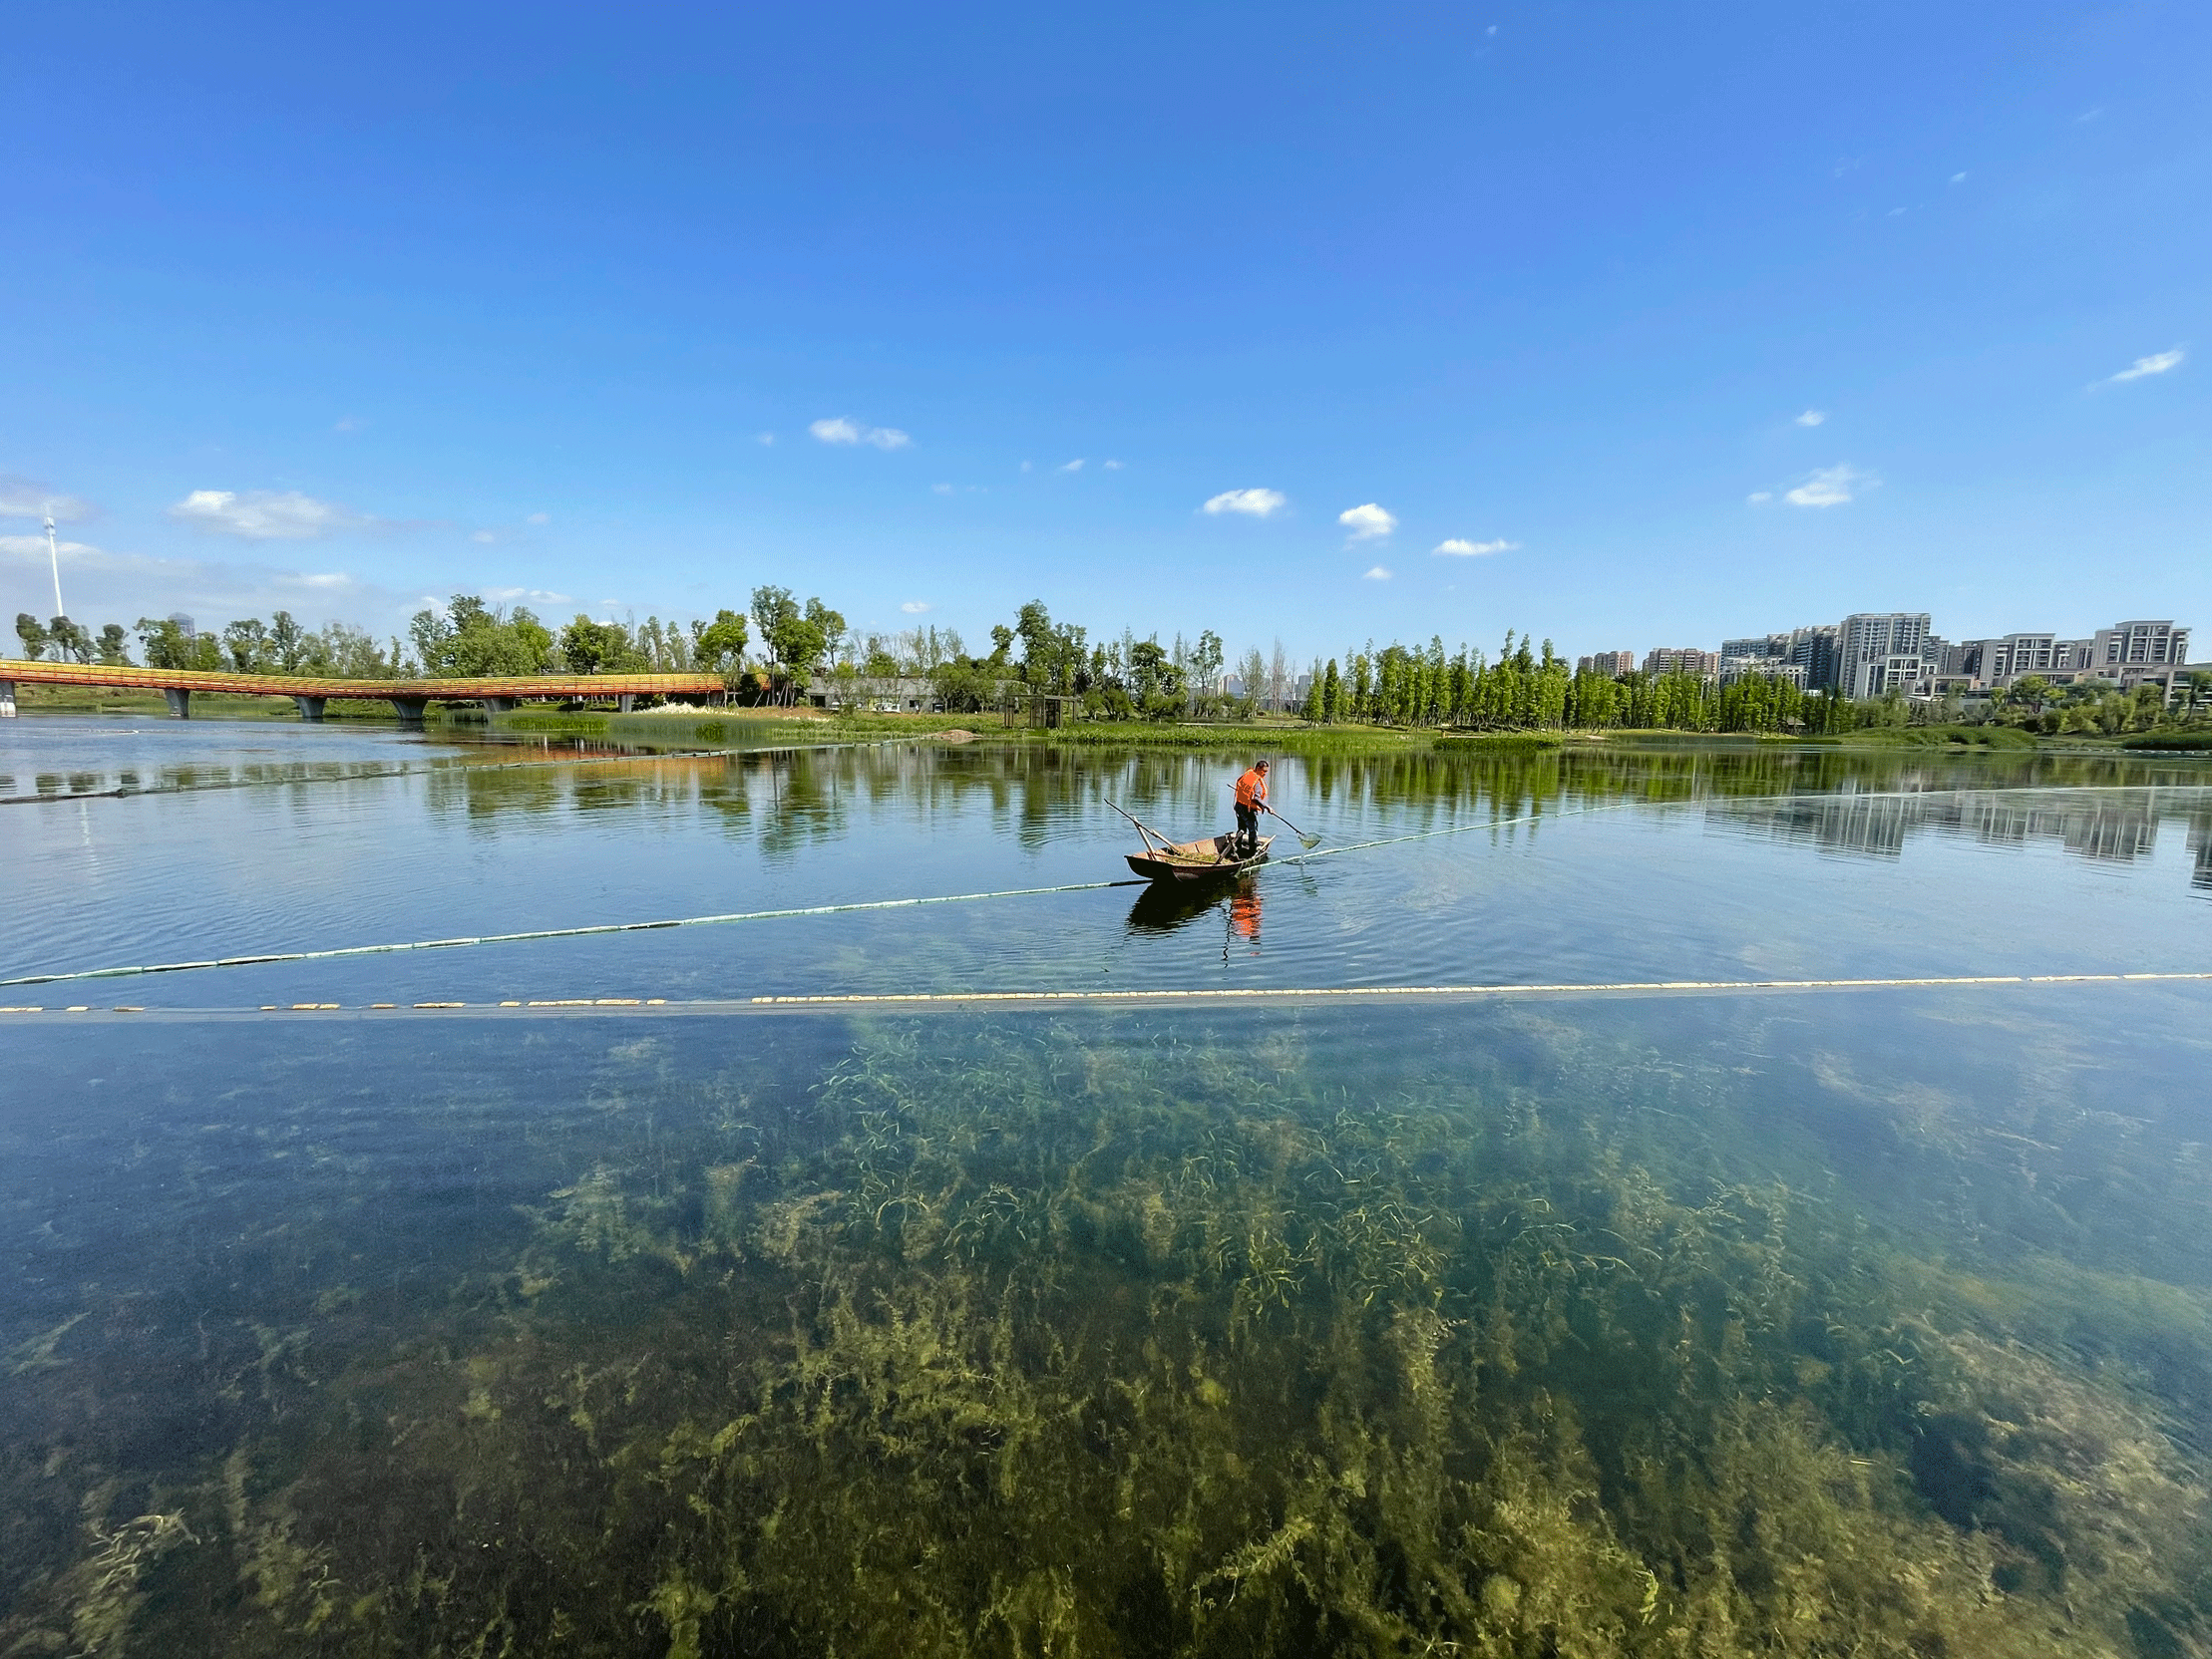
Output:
[1834,613,1932,699]
[2093,620,2190,670]
[1576,650,1637,677]
[1644,648,1720,678]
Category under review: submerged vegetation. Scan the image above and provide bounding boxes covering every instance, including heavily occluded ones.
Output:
[6,1002,2211,1656]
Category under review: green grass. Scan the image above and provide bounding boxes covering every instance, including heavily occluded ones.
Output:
[2121,727,2212,751]
[1827,724,2039,749]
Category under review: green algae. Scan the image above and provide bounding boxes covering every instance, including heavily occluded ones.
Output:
[6,1007,2212,1657]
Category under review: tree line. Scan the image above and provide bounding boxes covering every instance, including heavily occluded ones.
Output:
[15,597,2208,734]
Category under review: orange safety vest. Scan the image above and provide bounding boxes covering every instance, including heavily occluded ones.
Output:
[1234,768,1268,809]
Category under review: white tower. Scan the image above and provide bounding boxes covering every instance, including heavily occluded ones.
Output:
[46,514,65,622]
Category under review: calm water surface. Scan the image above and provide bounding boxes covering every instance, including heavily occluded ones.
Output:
[5,714,2212,1655]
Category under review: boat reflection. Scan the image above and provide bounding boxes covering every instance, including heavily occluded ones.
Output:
[1125,876,1265,939]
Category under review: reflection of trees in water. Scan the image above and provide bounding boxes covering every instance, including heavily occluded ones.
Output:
[411,741,2212,883]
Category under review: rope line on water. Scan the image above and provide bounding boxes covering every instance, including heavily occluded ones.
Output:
[0,877,1151,988]
[5,970,2211,1018]
[6,784,2211,989]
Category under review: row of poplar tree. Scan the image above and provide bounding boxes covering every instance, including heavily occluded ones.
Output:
[1293,633,1862,735]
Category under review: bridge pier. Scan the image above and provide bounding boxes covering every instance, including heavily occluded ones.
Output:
[164,688,191,720]
[480,696,516,717]
[293,695,327,722]
[388,696,430,727]
[617,693,635,713]
[0,680,14,719]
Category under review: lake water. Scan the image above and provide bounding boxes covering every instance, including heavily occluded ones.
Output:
[5,714,2212,1655]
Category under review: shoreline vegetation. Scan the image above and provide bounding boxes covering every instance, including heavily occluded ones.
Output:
[15,591,2212,749]
[13,682,2210,754]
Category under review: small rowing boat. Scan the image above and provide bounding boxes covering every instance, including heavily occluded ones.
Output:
[1124,831,1273,883]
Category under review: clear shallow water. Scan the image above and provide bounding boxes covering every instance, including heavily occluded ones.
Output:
[6,715,2212,1655]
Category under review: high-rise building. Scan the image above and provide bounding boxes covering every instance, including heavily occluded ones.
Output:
[1786,625,1839,691]
[1644,647,1720,678]
[1955,633,2095,686]
[1719,633,1791,663]
[1834,613,1931,698]
[1576,650,1636,677]
[2093,620,2190,670]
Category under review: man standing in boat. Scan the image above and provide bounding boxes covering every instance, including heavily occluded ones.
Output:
[1233,759,1270,856]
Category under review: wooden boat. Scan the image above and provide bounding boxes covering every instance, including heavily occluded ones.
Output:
[1125,832,1273,883]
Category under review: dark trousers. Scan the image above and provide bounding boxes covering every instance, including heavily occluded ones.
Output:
[1235,803,1261,852]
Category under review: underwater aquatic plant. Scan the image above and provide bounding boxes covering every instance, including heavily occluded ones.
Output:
[6,1006,2211,1657]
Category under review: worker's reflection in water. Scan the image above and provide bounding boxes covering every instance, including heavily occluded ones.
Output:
[1230,886,1262,952]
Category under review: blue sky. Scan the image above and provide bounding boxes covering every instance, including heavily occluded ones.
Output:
[3,1,2206,664]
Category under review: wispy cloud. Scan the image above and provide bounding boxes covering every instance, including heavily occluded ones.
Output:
[1338,502,1397,542]
[169,489,368,539]
[2106,349,2185,384]
[333,415,366,434]
[1202,488,1286,518]
[1057,459,1085,473]
[484,586,571,605]
[931,483,954,496]
[1361,565,1392,581]
[1746,492,1773,504]
[526,511,551,525]
[1794,409,1826,427]
[809,417,912,451]
[1782,465,1876,507]
[0,477,96,521]
[471,530,499,544]
[756,432,776,446]
[1102,459,1124,471]
[1950,171,1968,184]
[901,600,932,614]
[1432,537,1517,557]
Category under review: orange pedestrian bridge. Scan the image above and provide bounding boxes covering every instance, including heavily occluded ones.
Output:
[0,658,725,722]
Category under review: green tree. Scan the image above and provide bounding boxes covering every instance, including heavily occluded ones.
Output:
[690,610,751,689]
[134,616,191,669]
[559,615,639,675]
[95,623,131,666]
[48,616,96,663]
[269,610,308,672]
[222,618,273,672]
[15,613,51,660]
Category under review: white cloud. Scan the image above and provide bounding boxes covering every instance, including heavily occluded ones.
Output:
[471,529,498,544]
[1337,502,1397,541]
[281,571,360,590]
[1361,565,1392,581]
[1950,171,1968,184]
[526,511,551,525]
[333,415,365,433]
[0,477,95,521]
[901,600,932,614]
[484,586,570,604]
[1103,459,1124,471]
[169,489,365,539]
[810,416,912,450]
[931,483,954,496]
[1058,459,1085,473]
[1746,491,1774,503]
[2107,349,2185,383]
[1794,409,1826,427]
[756,432,775,446]
[1432,537,1517,557]
[1783,465,1876,507]
[0,532,101,561]
[1202,488,1286,518]
[1020,460,1033,473]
